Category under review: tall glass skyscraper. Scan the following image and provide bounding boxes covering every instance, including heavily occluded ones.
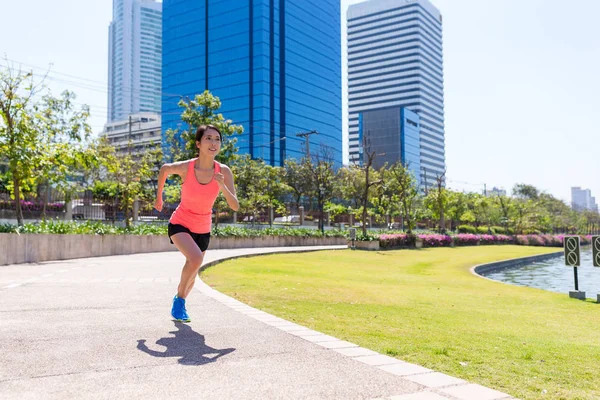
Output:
[162,0,342,166]
[108,0,162,123]
[347,0,445,184]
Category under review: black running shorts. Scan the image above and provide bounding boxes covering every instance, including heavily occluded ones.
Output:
[168,223,211,252]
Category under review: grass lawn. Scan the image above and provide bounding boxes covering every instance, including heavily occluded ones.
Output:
[201,246,600,400]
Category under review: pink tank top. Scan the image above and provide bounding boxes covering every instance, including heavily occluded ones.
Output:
[169,159,221,234]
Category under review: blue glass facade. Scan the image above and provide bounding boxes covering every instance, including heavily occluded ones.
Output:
[358,106,421,185]
[400,108,421,184]
[162,0,342,166]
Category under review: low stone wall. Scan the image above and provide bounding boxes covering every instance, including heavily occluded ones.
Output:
[0,233,346,265]
[471,251,563,277]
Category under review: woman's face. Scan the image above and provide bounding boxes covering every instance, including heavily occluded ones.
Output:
[197,128,221,156]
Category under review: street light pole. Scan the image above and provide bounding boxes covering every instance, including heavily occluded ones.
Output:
[295,130,318,159]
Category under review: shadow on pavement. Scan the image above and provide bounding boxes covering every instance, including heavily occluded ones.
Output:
[137,321,235,365]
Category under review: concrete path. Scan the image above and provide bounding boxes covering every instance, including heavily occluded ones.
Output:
[0,246,515,400]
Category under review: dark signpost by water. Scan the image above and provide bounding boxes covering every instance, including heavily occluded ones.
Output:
[592,236,600,268]
[564,236,584,299]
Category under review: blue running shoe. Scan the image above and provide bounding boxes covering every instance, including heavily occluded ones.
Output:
[171,295,191,322]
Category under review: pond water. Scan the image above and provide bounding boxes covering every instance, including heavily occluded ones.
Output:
[483,251,600,298]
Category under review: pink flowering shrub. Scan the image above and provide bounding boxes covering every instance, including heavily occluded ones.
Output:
[418,234,452,247]
[453,234,479,246]
[380,232,586,250]
[479,234,496,245]
[539,235,561,247]
[513,234,576,247]
[515,235,529,245]
[379,234,415,249]
[494,235,513,244]
[525,235,545,246]
[0,200,65,212]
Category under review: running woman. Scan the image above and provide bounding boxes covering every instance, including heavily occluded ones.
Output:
[154,125,239,322]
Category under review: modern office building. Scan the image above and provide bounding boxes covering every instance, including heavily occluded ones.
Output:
[162,0,342,166]
[347,0,445,185]
[571,187,598,212]
[108,0,162,123]
[100,113,162,158]
[358,106,421,183]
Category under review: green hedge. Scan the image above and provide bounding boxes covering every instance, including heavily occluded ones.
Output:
[0,220,347,238]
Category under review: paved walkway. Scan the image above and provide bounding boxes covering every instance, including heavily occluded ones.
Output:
[0,246,514,400]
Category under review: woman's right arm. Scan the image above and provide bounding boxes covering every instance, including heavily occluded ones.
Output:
[154,162,187,212]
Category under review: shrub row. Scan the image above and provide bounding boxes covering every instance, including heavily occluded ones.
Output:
[457,225,515,235]
[0,220,347,238]
[0,221,591,248]
[379,233,590,249]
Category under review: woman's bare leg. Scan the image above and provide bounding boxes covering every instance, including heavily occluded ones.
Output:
[170,233,204,299]
[182,251,205,298]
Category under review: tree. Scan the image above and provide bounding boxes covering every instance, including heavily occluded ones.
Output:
[0,67,40,225]
[580,210,600,234]
[446,190,468,232]
[0,64,91,225]
[358,135,381,236]
[423,170,448,233]
[283,157,312,212]
[336,166,363,211]
[495,193,513,233]
[35,90,94,217]
[374,165,400,227]
[388,162,419,233]
[92,136,161,227]
[262,164,290,227]
[513,183,539,200]
[307,145,336,233]
[324,201,347,225]
[163,91,243,165]
[474,194,493,234]
[231,155,273,225]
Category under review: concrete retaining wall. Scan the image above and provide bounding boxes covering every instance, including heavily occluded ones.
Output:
[0,233,346,265]
[472,251,563,277]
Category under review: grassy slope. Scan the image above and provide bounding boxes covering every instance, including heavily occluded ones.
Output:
[202,246,600,400]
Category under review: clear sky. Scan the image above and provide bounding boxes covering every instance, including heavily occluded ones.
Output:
[1,0,598,203]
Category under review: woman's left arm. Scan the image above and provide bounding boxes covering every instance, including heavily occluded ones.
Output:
[215,165,239,211]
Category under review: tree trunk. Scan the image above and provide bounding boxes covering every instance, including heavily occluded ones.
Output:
[319,198,324,234]
[13,176,23,226]
[295,194,301,214]
[362,168,369,236]
[124,191,131,228]
[112,195,117,225]
[42,183,49,221]
[439,199,445,234]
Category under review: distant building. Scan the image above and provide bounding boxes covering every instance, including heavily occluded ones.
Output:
[108,0,162,122]
[101,113,161,158]
[358,106,421,185]
[486,187,507,197]
[162,0,342,167]
[571,187,598,212]
[347,0,445,186]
